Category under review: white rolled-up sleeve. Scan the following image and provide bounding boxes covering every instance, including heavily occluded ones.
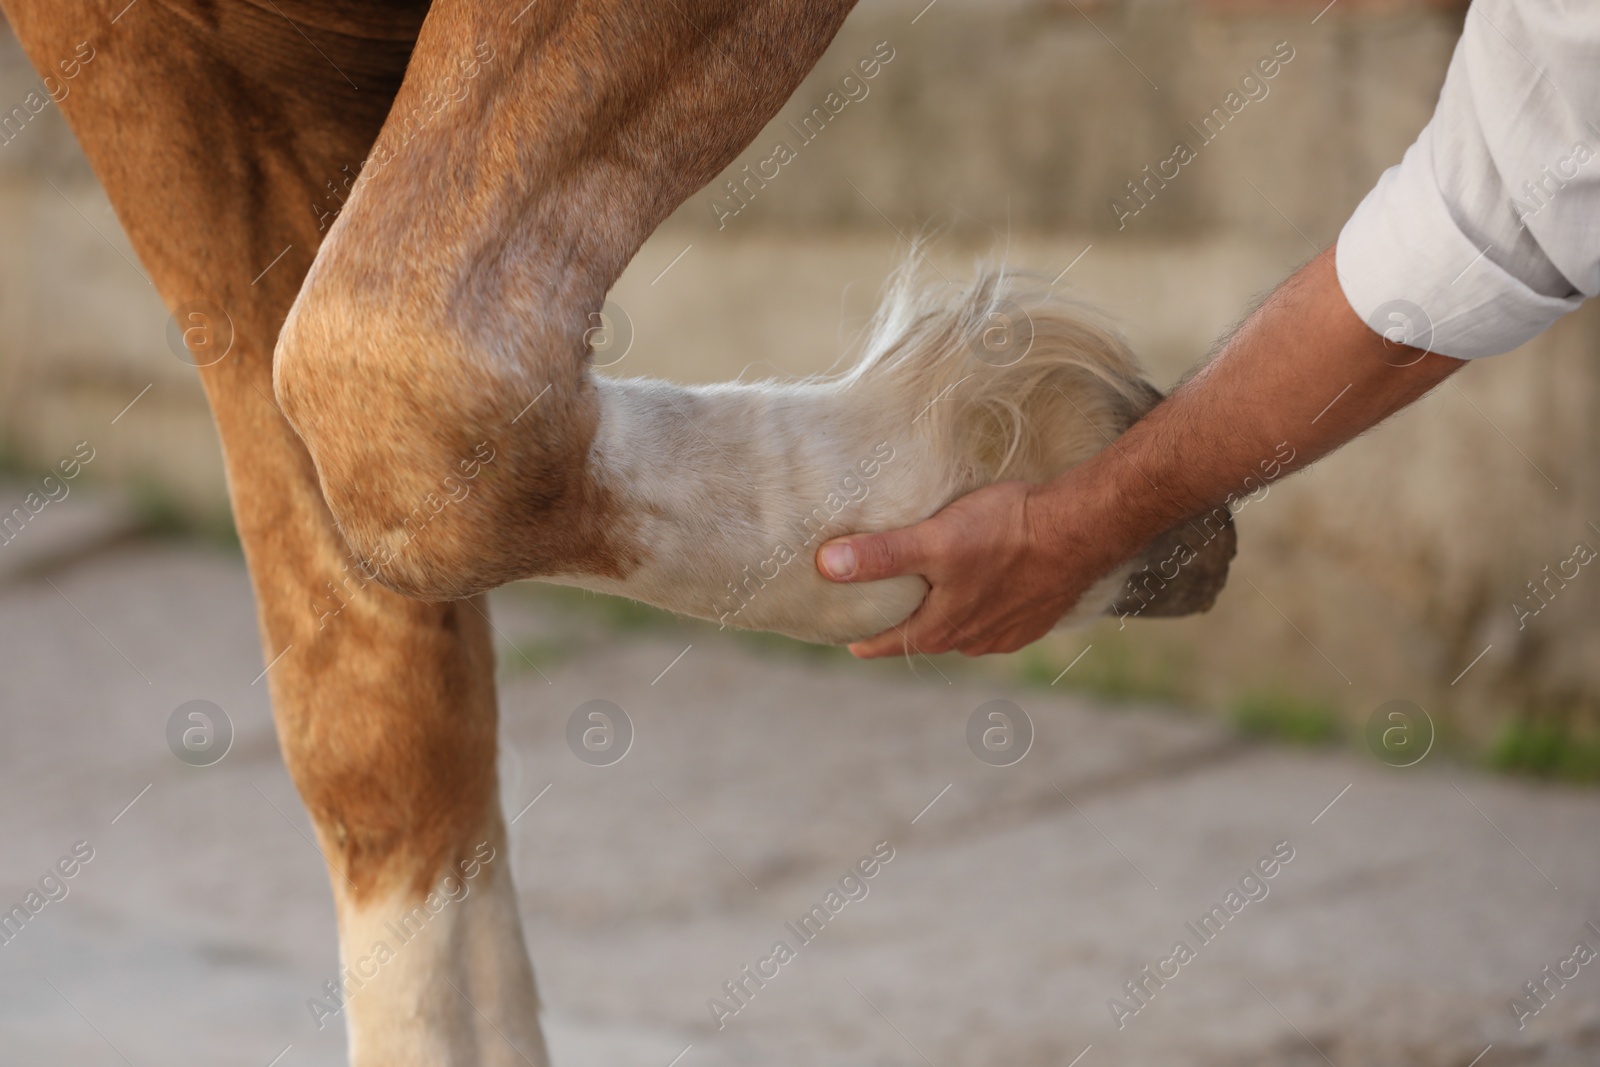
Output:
[1336,0,1600,359]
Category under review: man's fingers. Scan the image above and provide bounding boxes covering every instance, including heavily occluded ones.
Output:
[848,615,944,659]
[817,524,929,583]
[846,627,911,659]
[847,591,965,659]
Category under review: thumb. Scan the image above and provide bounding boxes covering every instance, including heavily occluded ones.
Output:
[817,525,927,583]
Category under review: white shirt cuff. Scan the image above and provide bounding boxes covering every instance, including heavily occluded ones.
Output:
[1335,125,1583,360]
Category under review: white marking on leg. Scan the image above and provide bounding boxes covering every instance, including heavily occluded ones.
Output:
[338,858,547,1066]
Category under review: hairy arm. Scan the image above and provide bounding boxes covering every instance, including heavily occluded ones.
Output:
[819,246,1467,657]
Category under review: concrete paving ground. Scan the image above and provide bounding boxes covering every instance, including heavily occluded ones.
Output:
[1,513,1598,1066]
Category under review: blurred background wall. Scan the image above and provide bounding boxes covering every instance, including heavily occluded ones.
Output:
[3,0,1596,767]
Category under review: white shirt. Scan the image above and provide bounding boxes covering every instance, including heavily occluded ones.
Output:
[1336,0,1600,359]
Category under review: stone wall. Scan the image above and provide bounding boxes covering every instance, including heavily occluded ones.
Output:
[5,0,1596,747]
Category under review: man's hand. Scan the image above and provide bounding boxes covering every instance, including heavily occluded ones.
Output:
[816,478,1120,658]
[816,247,1465,660]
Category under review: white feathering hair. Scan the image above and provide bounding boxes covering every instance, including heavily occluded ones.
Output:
[837,258,1163,498]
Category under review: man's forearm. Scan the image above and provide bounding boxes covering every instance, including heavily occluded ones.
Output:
[1031,247,1466,568]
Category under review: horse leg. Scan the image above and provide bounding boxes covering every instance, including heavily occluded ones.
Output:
[276,0,1232,645]
[0,3,545,1062]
